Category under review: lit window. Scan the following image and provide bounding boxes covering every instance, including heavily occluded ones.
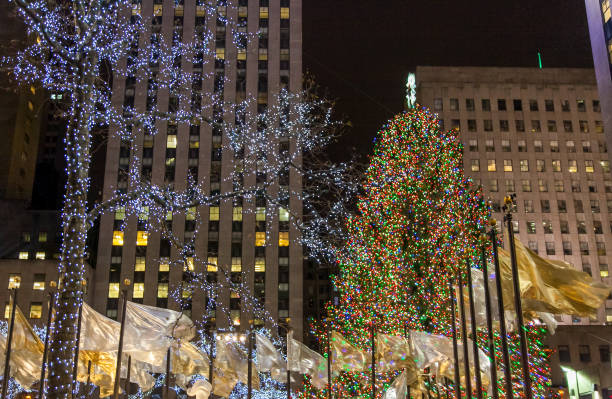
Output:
[22,233,30,242]
[35,252,45,260]
[133,283,144,298]
[33,274,45,290]
[259,6,269,18]
[503,160,513,172]
[209,207,220,221]
[108,283,120,298]
[568,160,578,173]
[19,252,29,260]
[4,304,9,319]
[280,7,289,19]
[279,208,289,222]
[520,160,529,172]
[215,48,225,60]
[8,274,21,289]
[279,283,289,292]
[487,160,496,172]
[157,283,168,298]
[138,207,149,221]
[186,207,196,221]
[279,232,289,246]
[256,207,266,221]
[255,258,266,272]
[166,135,177,148]
[115,207,125,220]
[135,257,146,272]
[166,211,173,221]
[231,310,241,326]
[471,159,480,172]
[601,161,611,173]
[29,303,42,319]
[207,257,218,272]
[185,257,194,271]
[255,232,266,246]
[601,264,609,278]
[552,160,561,172]
[113,231,124,246]
[585,161,594,173]
[231,257,242,272]
[38,232,47,243]
[233,207,242,221]
[136,231,148,246]
[159,261,170,272]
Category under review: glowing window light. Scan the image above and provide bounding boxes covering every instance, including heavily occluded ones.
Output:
[29,303,42,319]
[279,232,289,246]
[133,283,144,299]
[279,207,289,221]
[255,232,266,246]
[19,252,29,260]
[256,207,266,221]
[209,207,220,221]
[207,257,218,272]
[157,283,168,298]
[8,274,21,289]
[166,135,177,149]
[35,251,45,260]
[233,207,242,221]
[255,258,266,272]
[231,257,242,272]
[112,231,124,246]
[135,257,146,272]
[136,231,148,246]
[108,283,119,298]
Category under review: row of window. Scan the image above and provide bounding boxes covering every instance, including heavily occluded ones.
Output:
[466,139,607,154]
[436,98,599,113]
[4,303,43,319]
[497,198,612,215]
[446,118,603,134]
[558,344,610,363]
[514,219,612,238]
[470,159,611,173]
[481,178,610,194]
[7,274,45,290]
[21,232,48,243]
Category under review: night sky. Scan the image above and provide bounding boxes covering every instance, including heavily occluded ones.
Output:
[303,1,595,161]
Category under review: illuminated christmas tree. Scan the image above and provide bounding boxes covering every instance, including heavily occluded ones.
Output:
[301,108,551,398]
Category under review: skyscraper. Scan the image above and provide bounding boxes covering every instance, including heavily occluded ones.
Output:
[416,66,612,325]
[92,0,304,338]
[585,0,612,154]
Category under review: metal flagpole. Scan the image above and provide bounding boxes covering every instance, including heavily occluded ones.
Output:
[2,286,18,399]
[39,283,56,399]
[248,325,253,399]
[326,324,332,399]
[164,348,171,399]
[489,223,513,399]
[208,328,214,396]
[371,322,376,399]
[448,279,460,399]
[125,355,131,397]
[466,259,483,399]
[86,360,92,386]
[71,300,84,395]
[504,198,533,399]
[112,279,131,399]
[457,272,472,398]
[480,240,499,399]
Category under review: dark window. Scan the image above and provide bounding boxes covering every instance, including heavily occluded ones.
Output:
[497,99,507,111]
[600,345,610,362]
[558,345,571,362]
[579,345,591,362]
[513,99,523,111]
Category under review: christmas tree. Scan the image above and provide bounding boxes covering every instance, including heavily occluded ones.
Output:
[301,108,551,398]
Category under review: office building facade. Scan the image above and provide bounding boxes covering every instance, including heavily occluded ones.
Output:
[416,66,612,325]
[93,0,304,338]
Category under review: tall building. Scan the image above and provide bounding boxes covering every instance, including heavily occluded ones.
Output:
[585,0,612,153]
[415,66,612,325]
[93,0,304,338]
[0,1,46,201]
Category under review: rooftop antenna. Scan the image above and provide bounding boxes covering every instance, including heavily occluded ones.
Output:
[537,51,543,69]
